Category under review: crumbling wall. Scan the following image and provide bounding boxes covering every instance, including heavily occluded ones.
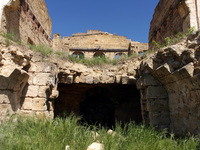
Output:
[1,0,52,46]
[0,40,30,119]
[0,0,10,27]
[138,31,200,135]
[52,30,148,59]
[0,36,58,119]
[25,0,52,38]
[21,58,58,118]
[131,42,148,54]
[149,0,200,49]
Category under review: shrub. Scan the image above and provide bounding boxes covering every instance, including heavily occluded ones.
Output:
[0,32,23,47]
[153,27,197,49]
[29,44,53,57]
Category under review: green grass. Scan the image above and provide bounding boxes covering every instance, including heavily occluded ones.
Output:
[0,115,199,150]
[152,27,196,49]
[66,53,140,66]
[29,44,53,57]
[67,55,118,66]
[0,32,22,47]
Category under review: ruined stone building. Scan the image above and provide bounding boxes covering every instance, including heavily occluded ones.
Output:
[0,0,52,46]
[1,0,200,137]
[149,0,200,49]
[52,30,148,59]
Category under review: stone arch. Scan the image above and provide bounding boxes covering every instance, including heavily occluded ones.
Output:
[72,52,84,58]
[115,53,125,59]
[94,52,105,58]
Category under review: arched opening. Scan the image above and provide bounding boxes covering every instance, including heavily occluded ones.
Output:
[94,52,105,58]
[80,87,115,128]
[72,52,84,58]
[115,53,125,59]
[54,84,142,127]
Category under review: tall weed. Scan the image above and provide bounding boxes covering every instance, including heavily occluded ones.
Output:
[0,115,199,150]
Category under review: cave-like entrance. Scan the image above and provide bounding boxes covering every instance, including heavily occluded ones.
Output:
[80,87,115,128]
[54,84,142,127]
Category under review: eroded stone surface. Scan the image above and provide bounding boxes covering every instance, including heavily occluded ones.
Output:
[149,0,200,49]
[52,30,148,59]
[0,0,52,46]
[138,31,200,135]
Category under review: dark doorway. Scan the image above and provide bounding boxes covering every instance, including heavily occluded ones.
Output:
[54,84,142,126]
[80,87,115,128]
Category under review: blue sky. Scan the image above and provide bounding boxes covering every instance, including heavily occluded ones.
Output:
[46,0,159,43]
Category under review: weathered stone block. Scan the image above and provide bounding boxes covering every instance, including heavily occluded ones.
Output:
[26,85,39,97]
[29,62,57,73]
[33,73,55,86]
[146,86,168,99]
[121,76,129,84]
[160,74,178,84]
[0,76,8,90]
[128,76,136,84]
[38,86,49,98]
[173,62,194,80]
[106,76,115,84]
[21,98,33,110]
[154,63,171,78]
[115,75,121,84]
[146,99,169,112]
[49,90,59,99]
[143,74,161,86]
[93,76,100,84]
[74,76,80,83]
[0,92,10,104]
[86,76,94,84]
[99,75,114,84]
[32,98,47,111]
[136,78,143,90]
[127,67,136,76]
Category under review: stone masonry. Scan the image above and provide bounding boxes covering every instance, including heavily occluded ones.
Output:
[52,30,148,59]
[149,0,200,49]
[1,30,200,136]
[0,0,52,46]
[1,0,200,137]
[138,32,200,135]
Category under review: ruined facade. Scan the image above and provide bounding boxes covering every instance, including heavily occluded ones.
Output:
[0,0,52,46]
[1,31,200,135]
[1,0,200,137]
[52,30,148,59]
[149,0,200,49]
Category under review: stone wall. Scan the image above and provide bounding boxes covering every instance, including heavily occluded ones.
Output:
[0,0,10,27]
[138,31,200,135]
[149,0,200,49]
[0,39,30,120]
[1,30,200,135]
[52,30,148,59]
[131,42,148,54]
[0,0,52,46]
[0,36,58,119]
[0,34,142,120]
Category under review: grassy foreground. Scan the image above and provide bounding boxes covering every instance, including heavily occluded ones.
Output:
[0,115,199,150]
